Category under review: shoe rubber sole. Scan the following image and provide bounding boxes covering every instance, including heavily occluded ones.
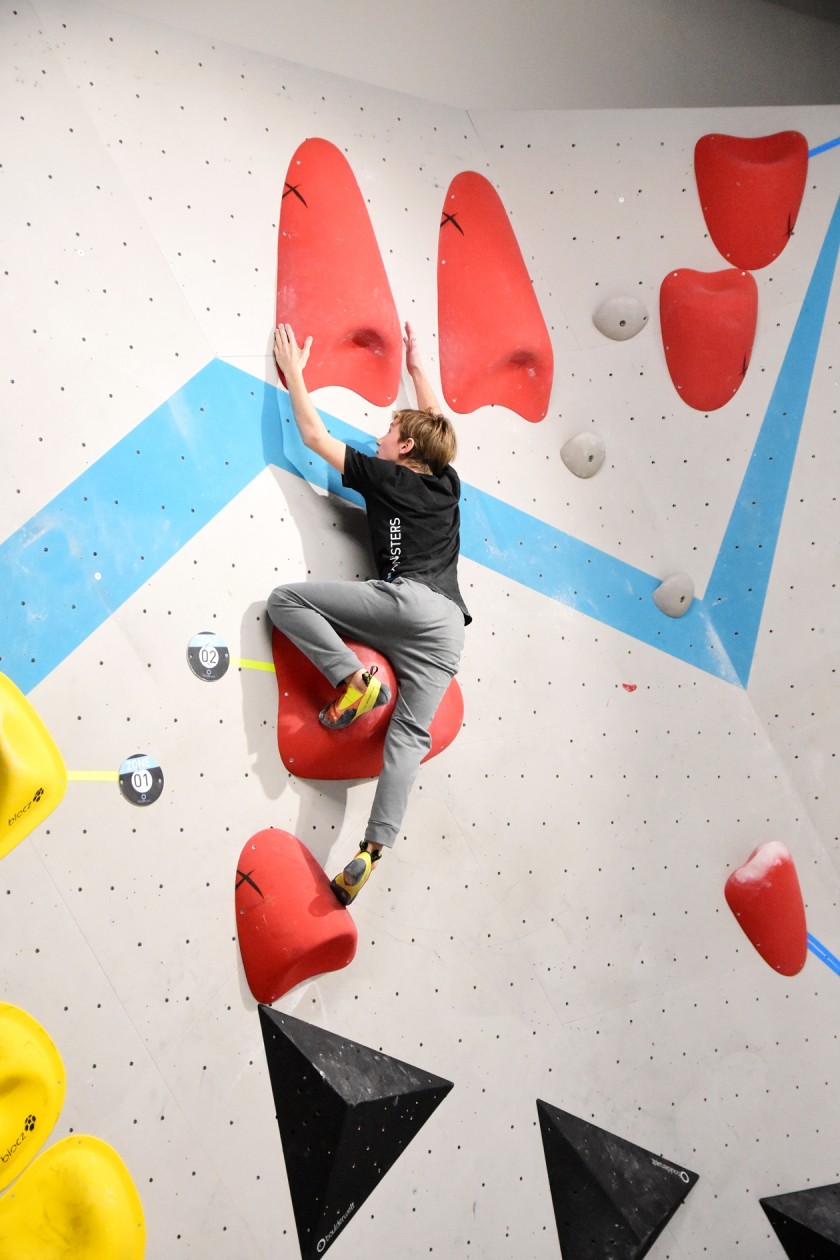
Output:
[331,852,375,905]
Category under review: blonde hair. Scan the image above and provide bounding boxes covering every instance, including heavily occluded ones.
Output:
[395,408,457,476]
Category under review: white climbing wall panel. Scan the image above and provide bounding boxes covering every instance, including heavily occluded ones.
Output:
[2,1,840,1255]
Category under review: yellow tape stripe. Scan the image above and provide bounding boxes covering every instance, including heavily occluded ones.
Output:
[67,770,120,782]
[235,658,276,672]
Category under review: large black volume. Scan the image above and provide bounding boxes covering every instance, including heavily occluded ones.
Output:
[537,1099,698,1259]
[761,1182,840,1258]
[259,1005,453,1259]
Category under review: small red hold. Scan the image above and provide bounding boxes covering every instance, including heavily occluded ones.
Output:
[236,829,357,1004]
[660,267,758,411]
[272,629,463,780]
[694,131,809,270]
[724,841,808,976]
[622,683,637,692]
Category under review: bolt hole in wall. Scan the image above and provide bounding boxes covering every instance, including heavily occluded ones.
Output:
[1,5,840,1257]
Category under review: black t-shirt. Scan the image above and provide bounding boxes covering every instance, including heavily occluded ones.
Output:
[342,446,471,625]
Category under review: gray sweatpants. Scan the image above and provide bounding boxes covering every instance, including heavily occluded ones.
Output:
[266,577,465,848]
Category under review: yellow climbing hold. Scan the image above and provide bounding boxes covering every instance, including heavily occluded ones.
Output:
[0,673,67,859]
[0,1003,66,1193]
[0,1134,146,1259]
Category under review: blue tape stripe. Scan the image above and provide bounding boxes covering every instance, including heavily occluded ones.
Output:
[809,136,840,158]
[1,360,263,690]
[0,365,737,692]
[1,198,838,695]
[704,195,840,685]
[807,932,840,977]
[458,490,740,683]
[0,362,369,694]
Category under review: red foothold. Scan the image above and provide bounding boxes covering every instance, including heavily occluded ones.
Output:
[272,629,463,780]
[724,841,808,976]
[622,683,637,692]
[235,829,358,1004]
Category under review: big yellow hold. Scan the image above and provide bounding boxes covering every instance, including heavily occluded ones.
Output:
[0,673,66,860]
[0,1004,66,1193]
[0,1135,146,1260]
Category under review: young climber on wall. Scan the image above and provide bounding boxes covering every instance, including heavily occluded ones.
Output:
[268,321,471,905]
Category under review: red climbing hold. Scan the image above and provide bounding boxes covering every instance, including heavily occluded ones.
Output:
[660,267,758,411]
[438,171,553,423]
[276,138,402,405]
[236,829,358,1003]
[695,132,808,270]
[724,841,808,976]
[272,629,463,780]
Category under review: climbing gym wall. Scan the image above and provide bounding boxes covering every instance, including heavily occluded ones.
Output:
[2,0,840,1255]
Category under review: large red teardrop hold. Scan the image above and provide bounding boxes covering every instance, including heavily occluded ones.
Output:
[235,829,358,1004]
[276,137,402,406]
[694,131,808,270]
[724,841,808,976]
[438,171,554,423]
[660,267,758,411]
[272,628,464,780]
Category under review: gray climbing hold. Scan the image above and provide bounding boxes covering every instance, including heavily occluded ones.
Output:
[561,432,605,479]
[653,573,694,618]
[593,296,649,341]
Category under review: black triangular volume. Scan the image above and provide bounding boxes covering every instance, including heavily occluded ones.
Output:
[761,1183,840,1258]
[259,1006,453,1260]
[537,1100,699,1260]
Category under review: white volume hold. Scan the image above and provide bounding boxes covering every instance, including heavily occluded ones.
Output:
[561,432,606,479]
[653,573,695,618]
[593,295,649,341]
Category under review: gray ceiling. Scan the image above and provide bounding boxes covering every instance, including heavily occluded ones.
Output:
[94,0,840,110]
[765,0,840,22]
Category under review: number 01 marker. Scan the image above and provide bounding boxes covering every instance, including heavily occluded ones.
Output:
[118,754,164,806]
